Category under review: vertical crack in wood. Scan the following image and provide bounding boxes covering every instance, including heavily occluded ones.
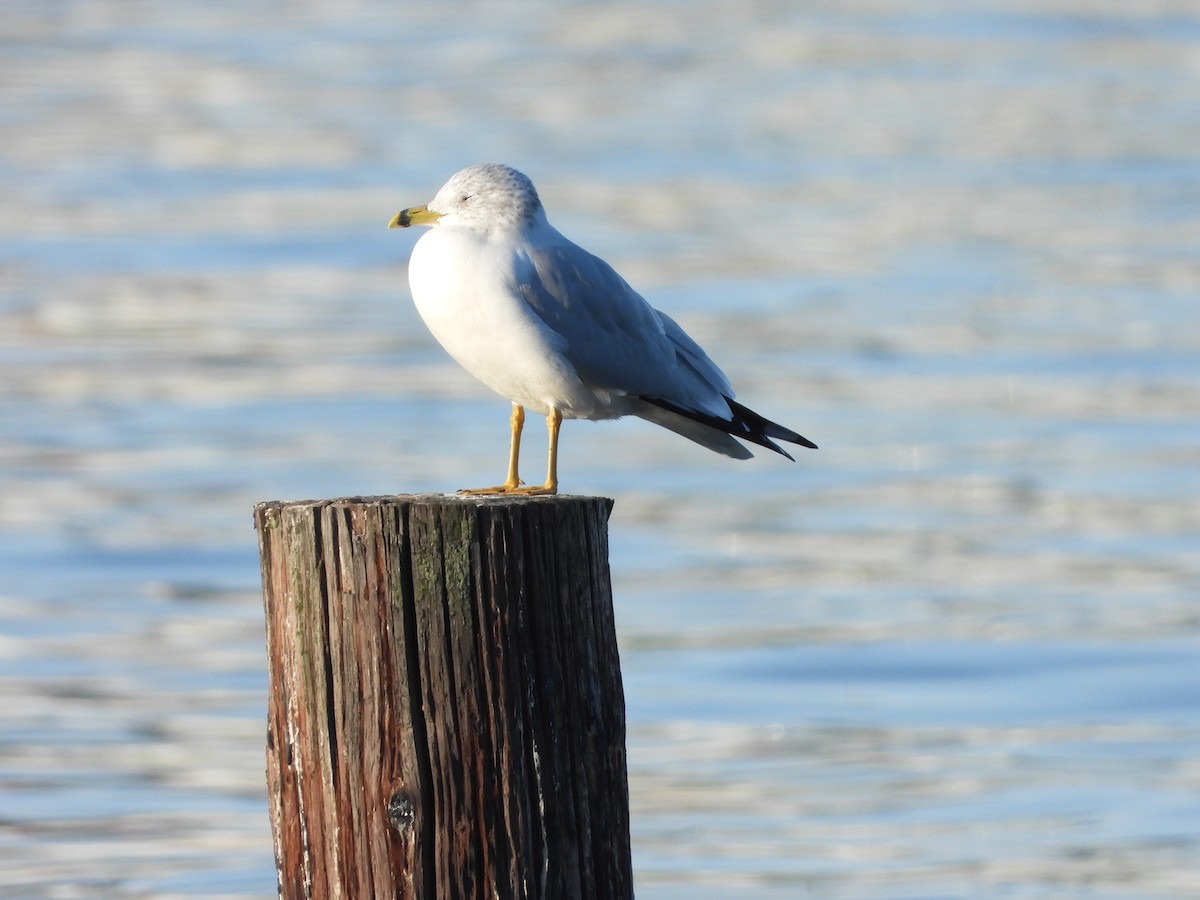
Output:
[394,501,436,899]
[420,504,457,893]
[291,504,321,897]
[312,506,340,793]
[466,505,497,895]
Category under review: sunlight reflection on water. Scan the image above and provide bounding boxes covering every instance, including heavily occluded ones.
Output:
[2,1,1199,896]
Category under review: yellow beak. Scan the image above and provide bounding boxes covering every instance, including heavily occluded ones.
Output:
[388,205,442,229]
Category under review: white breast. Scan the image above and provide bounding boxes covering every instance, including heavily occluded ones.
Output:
[407,228,612,419]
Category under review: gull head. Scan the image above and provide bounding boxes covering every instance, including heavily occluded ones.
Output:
[388,164,543,236]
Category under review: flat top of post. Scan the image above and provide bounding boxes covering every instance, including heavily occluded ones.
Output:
[254,494,614,515]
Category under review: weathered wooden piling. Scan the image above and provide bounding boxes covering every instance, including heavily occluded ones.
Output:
[254,494,631,900]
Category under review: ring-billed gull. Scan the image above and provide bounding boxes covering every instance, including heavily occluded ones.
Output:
[389,163,816,495]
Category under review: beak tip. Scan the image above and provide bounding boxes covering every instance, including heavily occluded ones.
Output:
[389,205,439,229]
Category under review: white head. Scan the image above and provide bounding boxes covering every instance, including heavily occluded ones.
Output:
[389,164,544,236]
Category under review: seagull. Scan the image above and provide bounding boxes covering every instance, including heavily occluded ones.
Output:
[389,163,816,495]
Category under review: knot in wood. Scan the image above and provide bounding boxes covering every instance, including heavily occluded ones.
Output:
[386,790,416,832]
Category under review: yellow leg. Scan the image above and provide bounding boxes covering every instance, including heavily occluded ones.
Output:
[459,403,526,494]
[539,407,561,494]
[503,403,525,487]
[458,405,560,496]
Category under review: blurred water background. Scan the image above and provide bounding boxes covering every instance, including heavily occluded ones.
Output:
[3,1,1199,897]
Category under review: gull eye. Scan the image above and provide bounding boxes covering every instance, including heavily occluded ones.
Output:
[459,193,473,203]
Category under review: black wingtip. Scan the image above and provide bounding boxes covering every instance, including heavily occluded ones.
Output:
[640,395,817,459]
[725,398,817,457]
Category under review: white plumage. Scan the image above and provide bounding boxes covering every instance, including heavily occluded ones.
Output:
[390,163,815,494]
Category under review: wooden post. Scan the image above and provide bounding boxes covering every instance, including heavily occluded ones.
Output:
[254,494,631,900]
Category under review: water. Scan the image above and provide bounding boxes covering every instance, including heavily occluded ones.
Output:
[2,1,1199,896]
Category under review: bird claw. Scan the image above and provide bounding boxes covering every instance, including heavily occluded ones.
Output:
[505,483,557,496]
[458,481,557,496]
